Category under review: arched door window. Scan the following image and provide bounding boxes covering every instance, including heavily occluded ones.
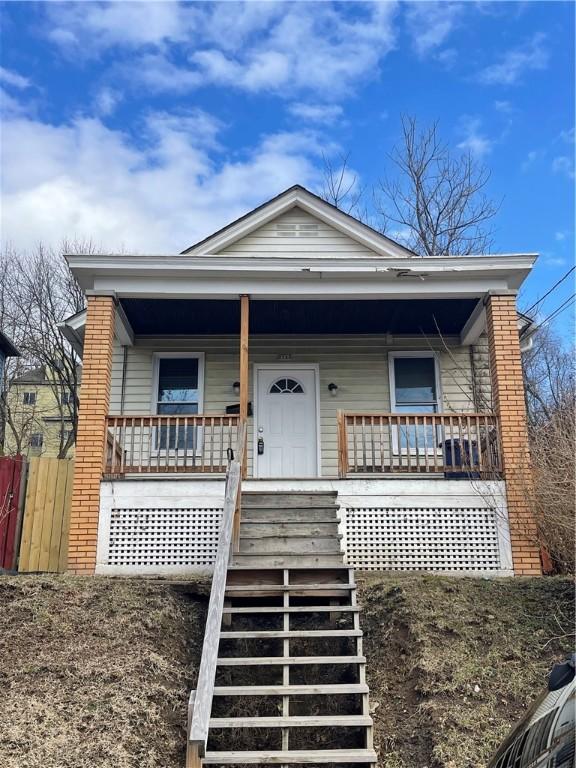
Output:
[269,377,304,394]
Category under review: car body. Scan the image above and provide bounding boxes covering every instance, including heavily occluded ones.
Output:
[488,656,575,768]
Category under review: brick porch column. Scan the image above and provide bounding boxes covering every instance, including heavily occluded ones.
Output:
[68,295,115,574]
[485,293,541,575]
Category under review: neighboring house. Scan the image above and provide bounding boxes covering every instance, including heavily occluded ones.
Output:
[61,185,541,578]
[4,366,78,458]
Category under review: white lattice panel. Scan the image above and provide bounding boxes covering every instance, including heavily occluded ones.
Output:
[108,508,222,567]
[344,507,501,571]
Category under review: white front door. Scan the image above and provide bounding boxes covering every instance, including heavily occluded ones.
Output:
[255,367,319,478]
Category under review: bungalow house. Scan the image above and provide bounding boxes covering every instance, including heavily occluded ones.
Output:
[61,185,541,580]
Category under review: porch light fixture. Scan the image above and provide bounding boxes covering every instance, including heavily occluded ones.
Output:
[232,381,240,395]
[328,383,338,397]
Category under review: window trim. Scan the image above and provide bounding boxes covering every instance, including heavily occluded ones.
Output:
[150,352,205,416]
[388,351,443,455]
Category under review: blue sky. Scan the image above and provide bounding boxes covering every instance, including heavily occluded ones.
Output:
[1,1,574,331]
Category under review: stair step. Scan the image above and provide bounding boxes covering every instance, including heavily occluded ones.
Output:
[203,749,377,764]
[241,518,339,527]
[227,564,353,571]
[209,714,373,728]
[240,523,339,535]
[240,509,338,522]
[224,583,354,595]
[220,629,362,639]
[222,605,358,614]
[238,538,342,554]
[213,683,369,696]
[217,655,366,666]
[242,492,337,505]
[231,554,344,568]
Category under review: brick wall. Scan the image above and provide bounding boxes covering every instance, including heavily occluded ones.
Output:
[67,296,115,574]
[485,294,541,575]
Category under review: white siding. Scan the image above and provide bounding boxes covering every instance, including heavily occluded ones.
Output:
[111,335,482,477]
[221,208,376,257]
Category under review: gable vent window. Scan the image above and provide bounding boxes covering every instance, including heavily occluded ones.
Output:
[275,223,319,237]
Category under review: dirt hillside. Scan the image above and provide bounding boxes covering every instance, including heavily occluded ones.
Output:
[0,574,572,768]
[359,574,574,767]
[0,575,208,768]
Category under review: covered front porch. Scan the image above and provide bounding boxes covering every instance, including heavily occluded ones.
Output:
[94,294,502,481]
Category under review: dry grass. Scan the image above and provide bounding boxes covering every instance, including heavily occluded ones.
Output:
[0,575,208,768]
[1,573,572,768]
[358,573,575,768]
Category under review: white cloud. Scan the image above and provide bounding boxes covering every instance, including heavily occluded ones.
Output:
[554,231,568,241]
[521,149,540,172]
[544,256,568,267]
[45,2,191,50]
[457,117,493,158]
[288,103,343,124]
[94,87,122,116]
[1,105,329,253]
[0,66,30,89]
[552,156,575,180]
[494,100,514,114]
[435,48,458,68]
[43,2,397,98]
[405,2,463,57]
[478,34,548,85]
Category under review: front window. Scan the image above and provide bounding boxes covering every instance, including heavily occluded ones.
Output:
[392,356,438,414]
[23,392,36,405]
[154,355,203,451]
[390,353,440,451]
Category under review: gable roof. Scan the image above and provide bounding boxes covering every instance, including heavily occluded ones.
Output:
[181,185,418,259]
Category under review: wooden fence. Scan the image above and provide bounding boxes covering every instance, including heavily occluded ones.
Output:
[18,457,74,573]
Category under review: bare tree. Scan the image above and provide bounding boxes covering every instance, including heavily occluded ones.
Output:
[321,153,367,219]
[1,242,89,458]
[376,116,499,256]
[522,324,575,426]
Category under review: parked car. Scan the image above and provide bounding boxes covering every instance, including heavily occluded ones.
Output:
[488,655,575,768]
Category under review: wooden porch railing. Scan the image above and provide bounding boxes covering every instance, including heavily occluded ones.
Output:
[104,415,241,476]
[337,411,502,478]
[186,421,246,768]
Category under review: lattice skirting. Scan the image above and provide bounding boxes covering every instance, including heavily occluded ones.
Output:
[342,506,506,571]
[104,507,222,569]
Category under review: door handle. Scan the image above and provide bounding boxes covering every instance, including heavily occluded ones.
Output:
[257,437,265,455]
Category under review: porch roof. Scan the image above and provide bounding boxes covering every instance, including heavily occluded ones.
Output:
[119,297,479,336]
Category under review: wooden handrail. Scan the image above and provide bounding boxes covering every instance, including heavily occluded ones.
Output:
[104,414,240,476]
[186,420,247,768]
[338,411,502,478]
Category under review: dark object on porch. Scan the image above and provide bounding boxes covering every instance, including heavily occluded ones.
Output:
[225,402,253,417]
[442,438,480,478]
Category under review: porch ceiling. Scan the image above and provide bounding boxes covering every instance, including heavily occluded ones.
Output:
[120,298,479,336]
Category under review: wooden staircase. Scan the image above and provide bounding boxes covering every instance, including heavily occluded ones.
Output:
[195,491,376,766]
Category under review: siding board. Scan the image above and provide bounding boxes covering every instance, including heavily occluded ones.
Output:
[221,209,375,257]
